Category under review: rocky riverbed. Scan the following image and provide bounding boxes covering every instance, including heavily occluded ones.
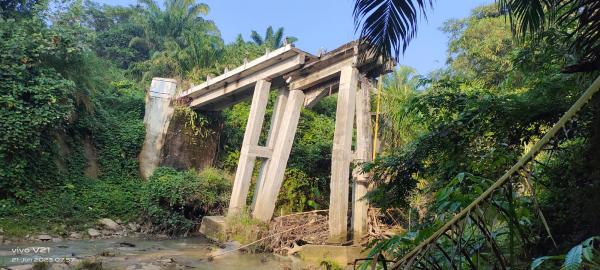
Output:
[0,219,306,269]
[0,236,305,269]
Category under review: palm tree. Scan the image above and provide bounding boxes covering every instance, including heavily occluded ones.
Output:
[353,0,600,73]
[134,0,213,50]
[250,26,298,49]
[380,66,423,149]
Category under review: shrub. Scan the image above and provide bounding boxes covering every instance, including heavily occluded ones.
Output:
[141,167,232,235]
[276,168,322,214]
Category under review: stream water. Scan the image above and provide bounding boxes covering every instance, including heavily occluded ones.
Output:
[0,237,304,269]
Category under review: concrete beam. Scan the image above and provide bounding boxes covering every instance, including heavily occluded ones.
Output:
[248,145,273,159]
[289,57,355,91]
[329,66,358,243]
[227,80,271,215]
[188,54,304,109]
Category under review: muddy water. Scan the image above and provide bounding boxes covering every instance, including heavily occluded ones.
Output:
[0,237,304,269]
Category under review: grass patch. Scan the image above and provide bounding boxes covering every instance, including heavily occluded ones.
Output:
[224,209,268,245]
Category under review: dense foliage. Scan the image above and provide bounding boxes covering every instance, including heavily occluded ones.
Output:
[363,4,600,268]
[0,0,332,236]
[141,167,231,235]
[2,2,598,269]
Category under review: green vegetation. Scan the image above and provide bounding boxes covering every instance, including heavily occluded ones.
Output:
[358,3,600,269]
[2,0,599,269]
[141,167,231,235]
[532,236,600,270]
[224,210,268,245]
[0,0,331,237]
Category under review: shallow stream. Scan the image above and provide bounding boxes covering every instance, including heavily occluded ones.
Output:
[0,237,304,269]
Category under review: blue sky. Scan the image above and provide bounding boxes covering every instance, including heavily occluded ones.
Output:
[97,0,494,75]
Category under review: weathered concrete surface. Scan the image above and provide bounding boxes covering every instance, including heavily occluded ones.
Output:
[199,216,226,242]
[139,78,177,179]
[298,244,366,268]
[252,89,305,221]
[352,82,374,241]
[228,80,271,215]
[329,66,358,243]
[159,111,220,171]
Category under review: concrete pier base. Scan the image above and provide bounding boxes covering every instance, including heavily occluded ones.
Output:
[199,216,226,242]
[298,244,366,268]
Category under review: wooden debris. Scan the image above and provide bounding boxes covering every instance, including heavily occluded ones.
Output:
[265,210,329,255]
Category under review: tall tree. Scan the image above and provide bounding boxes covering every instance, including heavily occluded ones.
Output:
[132,0,215,51]
[250,26,297,49]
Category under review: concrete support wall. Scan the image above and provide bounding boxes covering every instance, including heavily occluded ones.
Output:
[228,80,271,215]
[139,78,178,179]
[252,89,305,222]
[352,83,373,241]
[329,66,359,243]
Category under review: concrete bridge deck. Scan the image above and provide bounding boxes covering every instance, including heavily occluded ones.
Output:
[178,41,393,111]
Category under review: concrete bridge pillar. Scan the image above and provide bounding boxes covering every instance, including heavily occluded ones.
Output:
[352,80,374,241]
[329,66,359,243]
[139,78,178,179]
[252,87,290,208]
[228,79,271,215]
[252,89,305,221]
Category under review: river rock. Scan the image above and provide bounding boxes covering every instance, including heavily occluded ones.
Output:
[52,237,62,242]
[49,263,70,270]
[69,232,82,240]
[156,258,175,264]
[88,228,101,237]
[125,263,161,270]
[209,241,241,258]
[38,234,52,241]
[98,218,120,230]
[128,222,140,232]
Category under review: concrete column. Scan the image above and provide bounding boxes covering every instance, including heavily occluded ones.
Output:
[252,89,305,222]
[228,80,271,215]
[329,66,359,243]
[139,78,178,179]
[251,87,289,208]
[352,81,373,241]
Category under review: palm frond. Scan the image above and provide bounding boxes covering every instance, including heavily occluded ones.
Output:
[138,0,160,14]
[273,27,284,48]
[250,30,263,46]
[496,0,554,36]
[559,0,600,72]
[353,0,432,59]
[265,26,274,48]
[188,3,209,16]
[498,0,600,72]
